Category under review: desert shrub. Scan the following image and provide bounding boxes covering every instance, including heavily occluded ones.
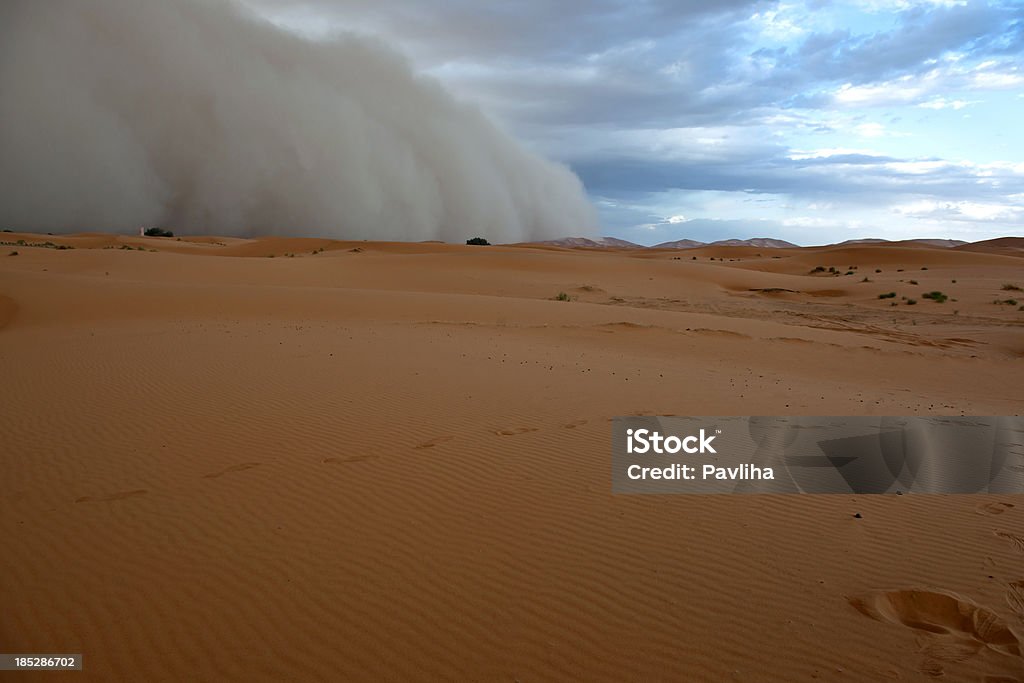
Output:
[909,279,918,285]
[554,292,571,301]
[466,237,490,246]
[875,269,882,273]
[906,298,917,305]
[143,227,174,237]
[878,292,896,299]
[1002,283,1021,291]
[922,291,947,303]
[810,266,827,273]
[8,250,17,256]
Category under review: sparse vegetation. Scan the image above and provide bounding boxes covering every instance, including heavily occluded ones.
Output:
[810,266,827,273]
[909,279,918,285]
[993,298,1018,306]
[922,291,948,303]
[878,292,896,299]
[1002,283,1021,291]
[554,291,571,301]
[906,298,917,305]
[466,237,490,246]
[8,250,18,256]
[875,269,882,273]
[1,239,73,251]
[143,227,174,237]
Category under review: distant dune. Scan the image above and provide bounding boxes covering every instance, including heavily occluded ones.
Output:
[535,235,995,250]
[954,236,1024,255]
[2,230,1023,682]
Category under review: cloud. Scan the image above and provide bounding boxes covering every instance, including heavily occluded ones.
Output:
[0,0,595,241]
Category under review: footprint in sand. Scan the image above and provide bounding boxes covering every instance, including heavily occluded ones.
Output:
[562,420,588,429]
[996,531,1024,554]
[322,455,378,464]
[76,489,148,503]
[849,589,1023,677]
[978,502,1016,516]
[494,427,539,436]
[203,462,261,479]
[1006,581,1024,620]
[414,436,454,449]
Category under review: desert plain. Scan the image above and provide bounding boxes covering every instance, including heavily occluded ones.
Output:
[1,231,1023,681]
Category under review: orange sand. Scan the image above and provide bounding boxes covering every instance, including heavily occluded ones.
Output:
[1,232,1023,681]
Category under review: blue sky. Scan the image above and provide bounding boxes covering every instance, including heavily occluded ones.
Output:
[255,0,1022,245]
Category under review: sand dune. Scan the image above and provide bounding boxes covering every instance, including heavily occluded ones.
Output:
[1,233,1023,681]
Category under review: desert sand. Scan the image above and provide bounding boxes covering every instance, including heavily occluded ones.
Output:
[1,231,1023,681]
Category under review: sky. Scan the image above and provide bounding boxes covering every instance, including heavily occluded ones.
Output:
[252,0,1023,246]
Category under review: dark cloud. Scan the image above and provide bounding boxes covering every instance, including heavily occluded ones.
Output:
[243,0,1024,239]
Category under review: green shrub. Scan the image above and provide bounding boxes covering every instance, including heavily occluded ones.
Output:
[906,298,917,305]
[922,291,947,303]
[878,292,896,299]
[466,237,491,246]
[554,292,571,301]
[1002,283,1021,291]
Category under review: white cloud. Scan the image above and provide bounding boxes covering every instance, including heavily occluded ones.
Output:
[918,97,977,110]
[787,147,884,160]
